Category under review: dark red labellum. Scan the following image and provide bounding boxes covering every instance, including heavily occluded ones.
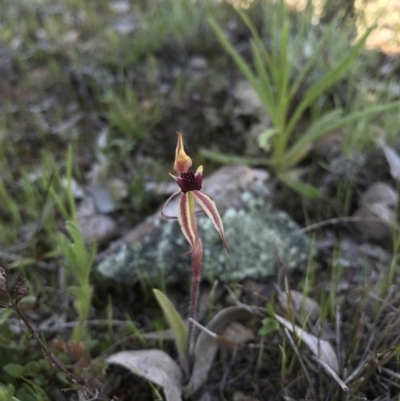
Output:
[176,171,202,193]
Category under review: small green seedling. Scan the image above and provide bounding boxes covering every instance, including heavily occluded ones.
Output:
[57,221,96,342]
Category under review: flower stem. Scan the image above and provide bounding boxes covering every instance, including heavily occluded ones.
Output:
[187,238,203,360]
[185,192,203,361]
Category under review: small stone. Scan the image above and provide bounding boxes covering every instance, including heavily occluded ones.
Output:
[189,56,208,70]
[360,182,397,207]
[353,182,398,242]
[109,1,130,13]
[233,392,260,401]
[233,81,266,120]
[312,130,343,159]
[113,17,136,35]
[78,214,117,246]
[353,203,394,242]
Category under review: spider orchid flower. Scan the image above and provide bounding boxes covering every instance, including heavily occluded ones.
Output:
[161,132,228,357]
[161,132,228,254]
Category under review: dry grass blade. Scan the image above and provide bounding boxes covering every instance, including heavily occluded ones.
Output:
[106,349,183,401]
[311,356,348,391]
[274,314,339,373]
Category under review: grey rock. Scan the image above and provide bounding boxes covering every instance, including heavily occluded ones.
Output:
[189,56,208,70]
[96,166,310,284]
[78,214,118,246]
[233,81,270,155]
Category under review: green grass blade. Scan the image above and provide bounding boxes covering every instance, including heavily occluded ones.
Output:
[278,174,322,199]
[288,17,340,105]
[285,26,374,139]
[284,101,400,168]
[250,40,276,123]
[283,109,342,168]
[66,144,76,222]
[277,7,290,120]
[199,148,266,166]
[237,9,276,82]
[153,289,187,365]
[208,17,257,88]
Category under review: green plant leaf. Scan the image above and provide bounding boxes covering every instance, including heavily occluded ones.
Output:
[153,289,187,366]
[258,129,280,151]
[199,148,265,166]
[278,173,322,199]
[284,102,400,168]
[0,383,19,401]
[283,109,342,168]
[3,364,25,378]
[250,41,277,126]
[288,17,340,104]
[259,318,280,336]
[208,17,257,89]
[285,26,374,138]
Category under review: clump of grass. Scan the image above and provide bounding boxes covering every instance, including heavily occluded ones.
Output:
[207,1,400,191]
[104,84,160,154]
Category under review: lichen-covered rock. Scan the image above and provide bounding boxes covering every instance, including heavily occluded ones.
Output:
[96,167,310,284]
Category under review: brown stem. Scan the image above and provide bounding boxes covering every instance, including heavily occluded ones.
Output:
[5,289,109,400]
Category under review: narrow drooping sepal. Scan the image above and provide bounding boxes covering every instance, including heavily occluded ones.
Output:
[177,192,198,251]
[192,190,229,253]
[161,189,181,220]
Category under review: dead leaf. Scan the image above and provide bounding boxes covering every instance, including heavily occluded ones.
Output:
[0,267,7,293]
[52,340,91,367]
[274,314,338,373]
[185,306,261,395]
[106,349,183,401]
[380,143,400,181]
[13,277,28,303]
[223,322,256,345]
[277,289,320,322]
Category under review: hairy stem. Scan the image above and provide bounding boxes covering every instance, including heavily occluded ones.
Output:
[187,238,203,360]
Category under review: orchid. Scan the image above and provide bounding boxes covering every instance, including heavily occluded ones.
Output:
[162,132,228,356]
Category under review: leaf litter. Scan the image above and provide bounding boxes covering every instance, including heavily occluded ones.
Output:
[106,349,183,401]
